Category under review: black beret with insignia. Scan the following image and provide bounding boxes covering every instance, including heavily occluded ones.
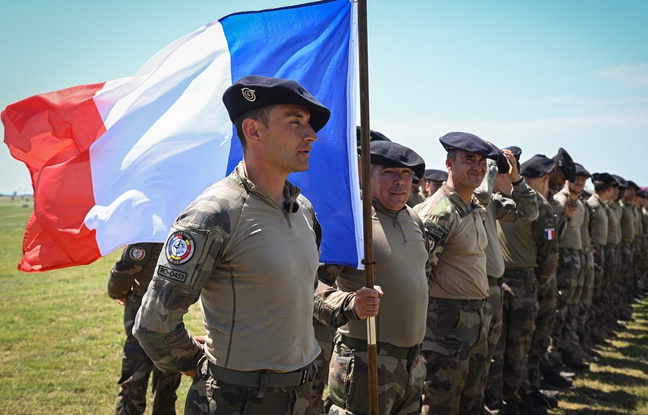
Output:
[223,75,331,132]
[424,169,448,182]
[365,140,426,180]
[553,148,576,182]
[439,132,499,160]
[591,172,615,185]
[520,154,555,178]
[574,162,591,178]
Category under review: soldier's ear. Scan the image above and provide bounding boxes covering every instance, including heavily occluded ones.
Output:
[242,118,261,144]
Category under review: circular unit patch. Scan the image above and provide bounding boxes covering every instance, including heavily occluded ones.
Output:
[128,245,147,262]
[166,231,195,265]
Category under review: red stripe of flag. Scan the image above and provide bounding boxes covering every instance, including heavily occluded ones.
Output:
[2,83,107,271]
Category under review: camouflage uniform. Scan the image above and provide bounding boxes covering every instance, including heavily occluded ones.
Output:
[487,192,551,406]
[551,190,584,356]
[134,163,321,415]
[414,183,489,415]
[619,201,635,313]
[577,197,596,348]
[632,205,644,293]
[315,200,430,415]
[108,243,182,415]
[473,163,539,409]
[312,319,335,414]
[603,200,622,326]
[585,194,608,341]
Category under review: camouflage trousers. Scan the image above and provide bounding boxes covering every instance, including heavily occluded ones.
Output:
[116,295,181,415]
[526,273,557,392]
[616,242,634,314]
[487,271,538,404]
[185,356,315,415]
[588,244,606,337]
[552,248,581,352]
[312,321,335,414]
[421,298,488,415]
[602,245,619,324]
[577,249,595,335]
[327,334,425,415]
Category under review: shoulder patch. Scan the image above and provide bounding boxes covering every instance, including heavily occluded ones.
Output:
[166,231,195,265]
[426,222,449,252]
[127,245,147,262]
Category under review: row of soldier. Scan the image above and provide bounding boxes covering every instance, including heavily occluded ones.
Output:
[103,76,646,415]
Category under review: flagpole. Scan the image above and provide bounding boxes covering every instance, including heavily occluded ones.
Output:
[357,0,379,414]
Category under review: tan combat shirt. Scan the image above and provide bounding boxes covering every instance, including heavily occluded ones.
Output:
[315,200,430,348]
[587,195,609,246]
[415,183,488,300]
[620,201,635,244]
[554,189,584,250]
[607,201,622,245]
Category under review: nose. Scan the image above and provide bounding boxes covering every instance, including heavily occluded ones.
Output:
[304,123,318,142]
[393,172,406,184]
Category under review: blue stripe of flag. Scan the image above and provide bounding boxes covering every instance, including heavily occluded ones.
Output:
[219,0,360,267]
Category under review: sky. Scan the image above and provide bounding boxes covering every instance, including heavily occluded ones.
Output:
[1,0,647,195]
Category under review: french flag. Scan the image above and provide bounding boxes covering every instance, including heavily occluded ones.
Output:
[2,0,363,272]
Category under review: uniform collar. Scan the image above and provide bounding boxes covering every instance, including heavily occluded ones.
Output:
[233,162,302,209]
[441,183,484,216]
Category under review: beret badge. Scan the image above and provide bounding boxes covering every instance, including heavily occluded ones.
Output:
[241,87,256,102]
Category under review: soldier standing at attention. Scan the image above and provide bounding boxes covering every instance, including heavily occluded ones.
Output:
[488,155,557,415]
[414,132,499,415]
[585,173,613,345]
[133,76,380,415]
[108,243,182,415]
[474,145,540,413]
[316,139,429,415]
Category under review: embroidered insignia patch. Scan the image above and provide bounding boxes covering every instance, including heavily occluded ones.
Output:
[545,227,555,241]
[128,245,146,262]
[241,87,256,102]
[166,231,195,264]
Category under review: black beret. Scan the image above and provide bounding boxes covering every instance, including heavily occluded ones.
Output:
[612,174,628,188]
[488,142,510,174]
[366,140,425,180]
[553,148,576,182]
[222,75,331,132]
[503,146,522,161]
[627,180,640,191]
[423,169,448,182]
[574,163,591,178]
[637,189,647,198]
[591,172,615,185]
[355,126,392,147]
[439,132,499,160]
[520,154,555,178]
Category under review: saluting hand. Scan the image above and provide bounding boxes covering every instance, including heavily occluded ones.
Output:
[353,285,384,319]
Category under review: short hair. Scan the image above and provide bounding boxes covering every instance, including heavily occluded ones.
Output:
[593,181,612,194]
[447,150,456,161]
[234,106,272,151]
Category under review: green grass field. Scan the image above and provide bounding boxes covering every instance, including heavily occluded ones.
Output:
[0,196,647,414]
[0,197,202,414]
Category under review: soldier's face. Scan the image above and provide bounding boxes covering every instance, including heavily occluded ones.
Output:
[426,180,443,196]
[448,150,486,190]
[260,104,317,174]
[569,176,587,194]
[370,165,413,211]
[549,168,566,194]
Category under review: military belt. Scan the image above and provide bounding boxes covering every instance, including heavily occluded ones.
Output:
[503,268,535,279]
[207,362,315,389]
[340,335,421,362]
[430,297,487,310]
[487,275,503,287]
